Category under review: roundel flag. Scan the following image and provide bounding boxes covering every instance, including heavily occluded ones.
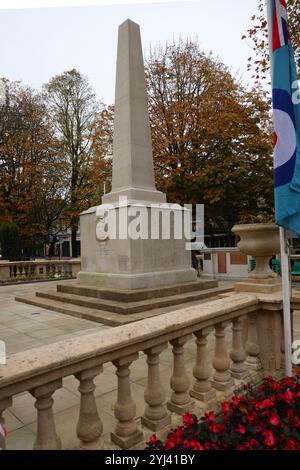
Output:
[271,0,300,237]
[273,88,297,188]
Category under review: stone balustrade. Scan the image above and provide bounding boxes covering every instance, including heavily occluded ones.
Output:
[1,292,292,450]
[0,259,81,282]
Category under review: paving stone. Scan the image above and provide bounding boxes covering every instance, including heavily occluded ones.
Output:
[6,426,36,450]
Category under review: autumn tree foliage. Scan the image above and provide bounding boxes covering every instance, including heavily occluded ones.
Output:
[0,75,112,258]
[87,105,113,207]
[243,0,300,83]
[44,69,112,257]
[0,80,65,256]
[146,40,274,235]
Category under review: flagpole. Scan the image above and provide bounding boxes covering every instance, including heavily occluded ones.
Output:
[280,227,293,376]
[265,0,293,376]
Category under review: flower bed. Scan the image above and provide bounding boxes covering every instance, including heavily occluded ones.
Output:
[147,375,300,450]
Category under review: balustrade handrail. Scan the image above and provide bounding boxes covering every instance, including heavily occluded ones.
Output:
[0,293,258,399]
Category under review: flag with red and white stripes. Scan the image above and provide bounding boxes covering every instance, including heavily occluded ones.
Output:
[272,0,290,52]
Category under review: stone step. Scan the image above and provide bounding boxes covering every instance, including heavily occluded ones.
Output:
[15,294,135,326]
[15,286,233,327]
[35,286,232,315]
[56,279,218,302]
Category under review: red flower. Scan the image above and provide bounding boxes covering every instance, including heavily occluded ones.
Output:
[236,424,246,435]
[209,423,225,434]
[205,411,215,423]
[263,430,276,448]
[150,435,157,445]
[222,401,232,413]
[247,412,257,423]
[269,414,280,426]
[271,381,281,392]
[284,439,299,450]
[231,396,241,407]
[182,412,195,427]
[249,439,259,450]
[284,377,296,388]
[283,389,294,404]
[264,376,274,384]
[255,396,275,410]
[165,439,175,450]
[184,440,204,450]
[294,417,300,428]
[236,444,247,450]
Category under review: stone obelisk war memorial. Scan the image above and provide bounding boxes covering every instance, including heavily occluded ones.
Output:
[18,20,230,325]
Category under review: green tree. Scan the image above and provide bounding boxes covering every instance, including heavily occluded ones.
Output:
[0,222,20,261]
[44,69,110,257]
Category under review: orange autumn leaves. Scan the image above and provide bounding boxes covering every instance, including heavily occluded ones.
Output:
[0,76,113,255]
[146,40,274,234]
[1,35,277,252]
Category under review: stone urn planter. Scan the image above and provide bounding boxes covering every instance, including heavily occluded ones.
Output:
[232,223,280,280]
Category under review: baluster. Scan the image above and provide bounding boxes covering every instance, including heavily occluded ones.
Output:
[190,328,216,403]
[212,322,234,391]
[142,343,171,431]
[111,354,143,449]
[230,317,248,380]
[245,313,261,370]
[30,379,62,450]
[167,335,194,414]
[0,397,12,450]
[75,365,103,449]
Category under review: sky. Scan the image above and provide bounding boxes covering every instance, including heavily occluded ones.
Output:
[0,0,261,105]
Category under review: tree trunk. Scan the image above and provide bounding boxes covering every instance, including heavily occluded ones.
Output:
[71,228,77,258]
